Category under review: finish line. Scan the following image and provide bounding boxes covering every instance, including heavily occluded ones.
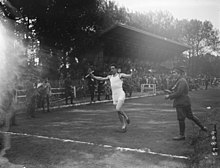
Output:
[0,131,189,160]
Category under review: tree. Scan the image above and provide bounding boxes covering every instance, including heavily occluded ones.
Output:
[128,10,178,40]
[6,0,220,79]
[177,19,219,56]
[8,0,132,78]
[9,0,103,78]
[98,0,129,29]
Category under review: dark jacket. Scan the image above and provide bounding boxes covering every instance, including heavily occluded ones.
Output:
[87,76,96,89]
[169,77,191,107]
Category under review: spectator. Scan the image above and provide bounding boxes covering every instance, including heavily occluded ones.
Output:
[36,78,43,108]
[64,74,73,104]
[36,78,51,112]
[97,80,104,101]
[85,68,96,103]
[104,80,111,100]
[205,76,209,90]
[26,79,37,118]
[42,78,51,112]
[77,77,87,98]
[0,85,16,156]
[123,78,133,97]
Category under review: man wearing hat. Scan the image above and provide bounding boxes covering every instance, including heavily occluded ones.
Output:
[165,66,207,140]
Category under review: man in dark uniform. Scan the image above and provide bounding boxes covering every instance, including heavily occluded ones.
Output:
[165,67,207,140]
[86,68,96,103]
[64,74,73,105]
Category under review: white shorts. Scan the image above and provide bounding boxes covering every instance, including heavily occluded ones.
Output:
[112,90,125,105]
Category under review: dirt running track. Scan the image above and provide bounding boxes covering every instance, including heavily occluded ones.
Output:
[3,88,220,168]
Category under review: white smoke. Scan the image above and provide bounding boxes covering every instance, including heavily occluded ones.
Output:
[0,1,26,160]
[0,21,25,104]
[0,24,8,83]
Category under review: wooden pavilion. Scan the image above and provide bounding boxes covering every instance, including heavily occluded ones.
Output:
[96,24,190,70]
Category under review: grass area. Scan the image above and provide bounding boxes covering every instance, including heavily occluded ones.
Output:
[1,88,220,167]
[188,89,220,167]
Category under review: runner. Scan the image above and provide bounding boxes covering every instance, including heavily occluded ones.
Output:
[90,64,132,132]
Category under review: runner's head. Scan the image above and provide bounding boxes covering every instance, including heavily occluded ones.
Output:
[110,64,117,75]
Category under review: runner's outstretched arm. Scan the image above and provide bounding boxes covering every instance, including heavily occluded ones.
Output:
[120,73,132,78]
[91,74,109,81]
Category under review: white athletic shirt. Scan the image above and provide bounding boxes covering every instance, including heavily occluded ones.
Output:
[109,73,123,93]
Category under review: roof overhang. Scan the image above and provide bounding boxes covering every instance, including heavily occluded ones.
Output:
[100,24,190,61]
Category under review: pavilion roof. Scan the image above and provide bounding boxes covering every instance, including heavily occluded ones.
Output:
[100,24,190,61]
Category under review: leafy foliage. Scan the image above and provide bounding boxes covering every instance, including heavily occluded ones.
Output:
[3,0,220,79]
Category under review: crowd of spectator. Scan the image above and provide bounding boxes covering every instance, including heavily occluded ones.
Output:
[58,64,218,102]
[55,59,220,102]
[14,59,220,120]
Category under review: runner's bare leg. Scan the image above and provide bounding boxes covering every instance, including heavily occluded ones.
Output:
[117,111,123,123]
[116,100,127,130]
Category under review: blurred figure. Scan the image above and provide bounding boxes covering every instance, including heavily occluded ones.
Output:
[64,74,73,104]
[79,77,87,98]
[104,80,111,100]
[36,78,43,108]
[212,77,218,87]
[26,79,37,118]
[97,80,104,101]
[42,78,51,112]
[123,78,133,97]
[85,68,96,103]
[0,84,16,127]
[59,73,64,88]
[0,0,23,160]
[205,76,209,90]
[76,77,87,98]
[36,78,51,112]
[0,85,16,156]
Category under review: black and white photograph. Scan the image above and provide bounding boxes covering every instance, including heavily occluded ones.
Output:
[0,0,220,167]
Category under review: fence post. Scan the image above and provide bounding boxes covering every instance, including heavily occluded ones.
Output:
[154,84,156,95]
[141,84,144,93]
[15,90,18,103]
[73,86,76,98]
